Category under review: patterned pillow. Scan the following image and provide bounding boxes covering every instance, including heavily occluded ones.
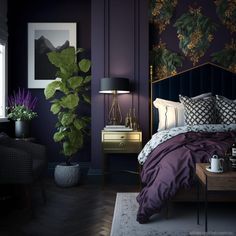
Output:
[153,93,212,131]
[216,95,236,124]
[179,95,216,125]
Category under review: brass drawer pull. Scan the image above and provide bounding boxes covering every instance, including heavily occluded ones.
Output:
[119,142,125,147]
[120,136,124,139]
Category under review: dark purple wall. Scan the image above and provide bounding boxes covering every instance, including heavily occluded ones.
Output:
[4,0,149,170]
[7,0,91,163]
[91,0,149,169]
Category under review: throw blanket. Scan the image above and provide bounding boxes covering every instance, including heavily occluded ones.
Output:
[136,131,236,224]
[138,124,236,165]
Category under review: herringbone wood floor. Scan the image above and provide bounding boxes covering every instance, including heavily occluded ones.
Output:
[0,177,139,236]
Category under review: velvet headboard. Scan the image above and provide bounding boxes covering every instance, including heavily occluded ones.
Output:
[151,63,236,135]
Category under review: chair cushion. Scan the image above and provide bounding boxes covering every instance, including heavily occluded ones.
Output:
[33,159,47,180]
[0,132,11,144]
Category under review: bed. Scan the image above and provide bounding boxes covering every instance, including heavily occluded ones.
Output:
[136,63,236,223]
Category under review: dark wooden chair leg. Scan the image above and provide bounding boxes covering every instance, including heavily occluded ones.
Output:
[39,180,47,205]
[23,184,35,218]
[23,184,32,209]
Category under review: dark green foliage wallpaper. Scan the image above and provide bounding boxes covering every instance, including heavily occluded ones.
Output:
[149,0,236,80]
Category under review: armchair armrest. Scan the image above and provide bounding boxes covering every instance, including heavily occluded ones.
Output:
[0,145,33,184]
[6,140,47,161]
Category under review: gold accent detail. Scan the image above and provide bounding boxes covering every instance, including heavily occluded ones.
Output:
[175,6,216,66]
[108,91,123,125]
[151,41,182,80]
[101,131,142,153]
[151,62,236,84]
[102,132,141,141]
[151,0,178,33]
[150,65,153,136]
[225,39,236,50]
[214,0,236,34]
[150,65,153,82]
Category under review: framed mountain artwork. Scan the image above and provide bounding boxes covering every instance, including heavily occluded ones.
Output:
[28,23,76,88]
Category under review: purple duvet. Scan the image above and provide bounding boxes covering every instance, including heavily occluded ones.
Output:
[136,131,236,224]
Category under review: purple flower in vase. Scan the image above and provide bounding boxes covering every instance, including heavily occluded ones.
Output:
[7,88,38,121]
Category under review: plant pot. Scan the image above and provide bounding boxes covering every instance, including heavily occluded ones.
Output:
[15,120,30,138]
[54,163,80,187]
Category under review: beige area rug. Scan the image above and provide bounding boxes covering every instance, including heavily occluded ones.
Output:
[110,193,236,236]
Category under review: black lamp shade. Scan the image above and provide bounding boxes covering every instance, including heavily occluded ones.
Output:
[99,77,130,94]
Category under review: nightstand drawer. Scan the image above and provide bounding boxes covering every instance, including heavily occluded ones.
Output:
[102,131,142,153]
[102,131,142,142]
[102,141,142,153]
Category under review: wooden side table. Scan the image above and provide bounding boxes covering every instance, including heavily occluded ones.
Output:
[196,163,236,232]
[101,130,142,183]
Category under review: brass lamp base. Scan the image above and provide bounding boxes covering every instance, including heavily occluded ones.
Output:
[108,92,122,125]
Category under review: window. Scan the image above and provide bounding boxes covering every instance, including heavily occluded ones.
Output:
[0,43,6,119]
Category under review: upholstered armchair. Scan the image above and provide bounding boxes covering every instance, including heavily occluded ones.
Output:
[0,133,47,205]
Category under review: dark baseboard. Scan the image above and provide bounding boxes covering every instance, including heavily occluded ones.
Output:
[87,167,140,185]
[86,168,103,184]
[48,163,139,185]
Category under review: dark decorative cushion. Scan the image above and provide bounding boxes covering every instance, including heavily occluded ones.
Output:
[0,132,11,144]
[216,95,236,124]
[179,95,216,125]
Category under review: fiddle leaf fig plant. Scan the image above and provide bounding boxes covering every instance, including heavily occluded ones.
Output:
[44,47,91,165]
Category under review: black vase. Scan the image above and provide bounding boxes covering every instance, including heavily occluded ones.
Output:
[15,120,30,138]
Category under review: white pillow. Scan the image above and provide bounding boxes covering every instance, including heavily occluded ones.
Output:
[153,92,212,131]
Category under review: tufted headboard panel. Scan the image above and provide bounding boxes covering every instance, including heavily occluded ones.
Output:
[151,63,236,135]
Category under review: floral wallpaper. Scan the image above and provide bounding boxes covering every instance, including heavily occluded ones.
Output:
[149,0,236,80]
[150,0,178,34]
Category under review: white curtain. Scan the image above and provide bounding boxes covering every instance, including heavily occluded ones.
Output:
[0,0,8,44]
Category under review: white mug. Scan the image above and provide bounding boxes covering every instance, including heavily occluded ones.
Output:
[209,155,224,172]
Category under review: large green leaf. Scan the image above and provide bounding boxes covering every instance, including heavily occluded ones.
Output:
[60,94,79,109]
[76,48,85,53]
[74,118,87,130]
[48,47,76,69]
[53,131,65,142]
[68,130,83,149]
[61,47,76,65]
[68,76,84,89]
[61,113,76,126]
[81,116,91,123]
[63,141,77,156]
[59,83,70,95]
[44,81,61,99]
[58,112,65,123]
[83,75,91,84]
[82,94,91,104]
[79,59,91,73]
[50,103,61,114]
[47,51,63,69]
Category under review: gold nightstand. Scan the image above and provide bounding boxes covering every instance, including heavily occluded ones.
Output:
[101,130,142,183]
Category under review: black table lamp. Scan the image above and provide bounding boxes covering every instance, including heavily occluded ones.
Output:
[99,77,130,125]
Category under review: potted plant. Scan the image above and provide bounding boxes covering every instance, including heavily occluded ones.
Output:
[44,47,91,187]
[7,88,38,138]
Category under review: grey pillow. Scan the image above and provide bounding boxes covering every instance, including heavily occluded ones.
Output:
[216,95,236,124]
[179,95,216,125]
